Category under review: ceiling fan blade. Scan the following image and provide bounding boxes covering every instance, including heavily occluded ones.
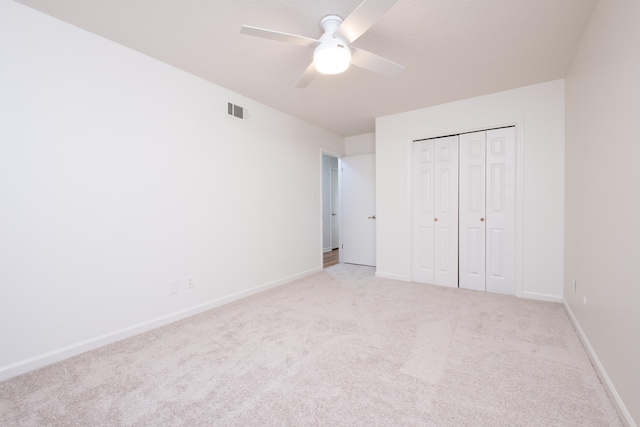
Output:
[350,47,404,77]
[335,0,399,43]
[295,62,319,88]
[240,25,319,48]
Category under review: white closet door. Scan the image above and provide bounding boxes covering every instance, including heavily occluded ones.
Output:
[485,128,515,294]
[412,140,435,284]
[459,131,486,291]
[412,136,459,287]
[433,136,459,287]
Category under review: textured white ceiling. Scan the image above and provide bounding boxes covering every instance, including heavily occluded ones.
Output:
[15,0,597,136]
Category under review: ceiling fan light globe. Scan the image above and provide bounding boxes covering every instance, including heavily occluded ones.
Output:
[313,41,351,75]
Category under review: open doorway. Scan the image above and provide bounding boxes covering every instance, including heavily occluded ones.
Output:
[322,154,340,268]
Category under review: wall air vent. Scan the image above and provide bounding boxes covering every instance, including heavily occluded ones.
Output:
[227,102,250,122]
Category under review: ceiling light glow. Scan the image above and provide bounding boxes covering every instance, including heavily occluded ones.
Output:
[314,40,351,74]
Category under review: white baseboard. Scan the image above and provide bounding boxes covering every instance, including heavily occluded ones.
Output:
[563,299,636,427]
[375,271,409,282]
[0,267,321,382]
[520,290,563,303]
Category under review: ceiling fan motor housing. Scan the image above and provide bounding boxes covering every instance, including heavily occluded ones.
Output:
[314,15,351,74]
[320,15,343,37]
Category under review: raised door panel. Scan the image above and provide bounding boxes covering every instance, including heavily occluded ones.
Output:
[433,136,458,287]
[485,128,515,294]
[488,228,505,279]
[417,226,433,273]
[412,141,435,284]
[459,131,486,291]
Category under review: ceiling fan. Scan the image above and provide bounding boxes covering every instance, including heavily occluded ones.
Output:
[240,0,405,88]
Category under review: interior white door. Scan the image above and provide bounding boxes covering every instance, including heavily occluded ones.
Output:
[412,136,458,287]
[485,127,515,294]
[342,154,376,266]
[412,140,435,284]
[433,136,459,287]
[459,131,487,291]
[330,168,340,250]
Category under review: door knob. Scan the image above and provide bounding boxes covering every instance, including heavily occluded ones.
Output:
[368,215,376,219]
[434,218,438,221]
[331,213,337,216]
[480,218,485,222]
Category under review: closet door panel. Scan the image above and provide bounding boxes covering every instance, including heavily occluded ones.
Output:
[459,131,486,291]
[433,136,458,287]
[412,141,435,284]
[486,128,515,294]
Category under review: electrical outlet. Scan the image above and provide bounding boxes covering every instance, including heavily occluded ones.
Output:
[572,279,577,294]
[187,276,194,289]
[169,280,179,295]
[583,296,587,306]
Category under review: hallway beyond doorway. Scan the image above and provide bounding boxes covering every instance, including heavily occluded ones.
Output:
[323,249,339,269]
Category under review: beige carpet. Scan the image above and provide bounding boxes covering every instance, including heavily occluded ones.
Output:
[0,264,622,426]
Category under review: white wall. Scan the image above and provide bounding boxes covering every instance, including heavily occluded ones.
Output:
[376,80,565,300]
[564,0,640,423]
[0,1,343,379]
[345,133,375,156]
[321,154,339,251]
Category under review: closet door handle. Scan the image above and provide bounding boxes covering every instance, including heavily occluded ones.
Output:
[434,218,438,222]
[480,218,485,222]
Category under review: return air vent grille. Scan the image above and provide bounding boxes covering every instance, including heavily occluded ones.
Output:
[227,102,249,122]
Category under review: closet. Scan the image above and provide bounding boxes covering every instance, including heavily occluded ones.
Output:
[411,127,515,294]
